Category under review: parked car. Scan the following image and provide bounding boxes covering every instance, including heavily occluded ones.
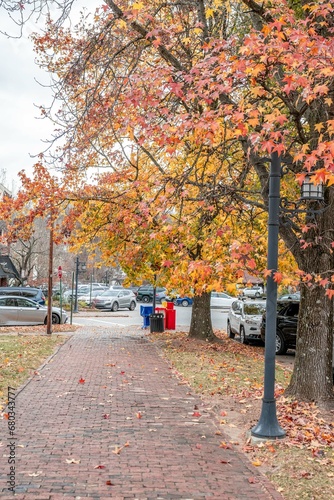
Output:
[173,292,235,308]
[0,287,46,305]
[63,289,88,303]
[260,300,299,354]
[227,300,266,343]
[174,296,193,307]
[210,291,236,308]
[0,296,68,325]
[124,286,139,296]
[278,292,300,301]
[93,289,137,311]
[136,286,167,303]
[239,285,264,298]
[78,290,103,306]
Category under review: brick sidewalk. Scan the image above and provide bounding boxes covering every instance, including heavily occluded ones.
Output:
[0,327,283,500]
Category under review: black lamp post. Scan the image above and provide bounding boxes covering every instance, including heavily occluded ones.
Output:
[251,152,324,439]
[74,257,86,313]
[251,152,285,439]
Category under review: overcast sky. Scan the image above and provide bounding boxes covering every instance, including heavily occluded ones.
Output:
[0,1,101,192]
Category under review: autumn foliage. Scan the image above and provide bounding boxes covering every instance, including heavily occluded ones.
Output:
[0,0,333,401]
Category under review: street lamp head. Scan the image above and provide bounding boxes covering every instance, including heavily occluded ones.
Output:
[300,174,324,201]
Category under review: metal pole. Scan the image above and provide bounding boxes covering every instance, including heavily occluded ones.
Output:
[89,274,93,307]
[74,256,79,313]
[152,273,157,312]
[59,277,62,316]
[46,221,54,335]
[70,271,74,324]
[251,152,285,439]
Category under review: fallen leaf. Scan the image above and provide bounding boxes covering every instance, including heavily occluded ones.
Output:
[220,441,233,449]
[248,476,259,484]
[106,480,114,486]
[78,378,85,384]
[112,446,123,455]
[65,458,80,464]
[94,465,106,469]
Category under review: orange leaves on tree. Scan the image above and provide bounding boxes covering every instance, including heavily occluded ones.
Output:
[325,289,334,300]
[273,272,283,284]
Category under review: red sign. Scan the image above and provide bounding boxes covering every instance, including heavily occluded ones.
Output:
[58,266,62,279]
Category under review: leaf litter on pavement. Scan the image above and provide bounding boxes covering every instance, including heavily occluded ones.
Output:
[148,329,334,500]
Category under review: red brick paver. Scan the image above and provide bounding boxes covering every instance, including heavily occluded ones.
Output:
[0,327,283,499]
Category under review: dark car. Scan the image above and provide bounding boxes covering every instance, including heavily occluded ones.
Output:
[136,286,167,303]
[0,287,46,305]
[260,300,299,354]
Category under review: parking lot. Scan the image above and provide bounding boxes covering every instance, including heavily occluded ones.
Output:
[72,301,229,330]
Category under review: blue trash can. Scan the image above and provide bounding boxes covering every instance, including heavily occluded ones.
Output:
[140,305,153,328]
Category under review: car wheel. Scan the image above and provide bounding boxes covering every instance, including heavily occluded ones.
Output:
[181,299,189,307]
[142,296,150,303]
[255,292,261,298]
[240,326,247,344]
[129,301,136,311]
[51,313,60,324]
[276,331,287,355]
[111,302,119,312]
[227,321,235,339]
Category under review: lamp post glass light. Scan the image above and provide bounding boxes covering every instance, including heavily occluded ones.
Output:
[251,153,324,440]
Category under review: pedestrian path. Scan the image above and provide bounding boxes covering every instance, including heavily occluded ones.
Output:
[0,326,283,499]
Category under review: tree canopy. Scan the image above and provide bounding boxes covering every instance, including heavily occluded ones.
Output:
[1,0,333,402]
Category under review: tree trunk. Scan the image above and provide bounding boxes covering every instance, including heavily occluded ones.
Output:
[188,292,219,342]
[285,283,334,403]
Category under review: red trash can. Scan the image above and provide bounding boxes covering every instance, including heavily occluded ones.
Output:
[165,308,176,330]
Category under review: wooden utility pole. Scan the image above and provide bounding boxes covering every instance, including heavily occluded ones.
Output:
[46,221,54,335]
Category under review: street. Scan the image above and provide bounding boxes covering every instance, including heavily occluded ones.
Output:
[72,303,229,331]
[71,303,295,370]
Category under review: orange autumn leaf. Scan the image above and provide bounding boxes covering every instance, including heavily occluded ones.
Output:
[273,272,283,284]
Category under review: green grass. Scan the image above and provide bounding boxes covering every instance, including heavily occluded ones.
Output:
[0,335,67,409]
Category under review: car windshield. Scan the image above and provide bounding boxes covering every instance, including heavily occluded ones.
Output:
[244,303,266,315]
[101,290,119,297]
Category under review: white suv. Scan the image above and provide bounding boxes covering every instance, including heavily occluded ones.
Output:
[239,285,264,298]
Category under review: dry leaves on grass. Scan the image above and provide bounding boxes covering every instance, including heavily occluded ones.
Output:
[148,328,334,500]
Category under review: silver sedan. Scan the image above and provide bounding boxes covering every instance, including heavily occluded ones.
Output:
[0,296,68,326]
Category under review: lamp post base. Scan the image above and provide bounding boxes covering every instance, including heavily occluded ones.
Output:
[251,398,286,439]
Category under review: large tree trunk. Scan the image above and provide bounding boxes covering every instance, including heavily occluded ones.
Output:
[286,284,334,403]
[282,195,334,403]
[188,292,219,341]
